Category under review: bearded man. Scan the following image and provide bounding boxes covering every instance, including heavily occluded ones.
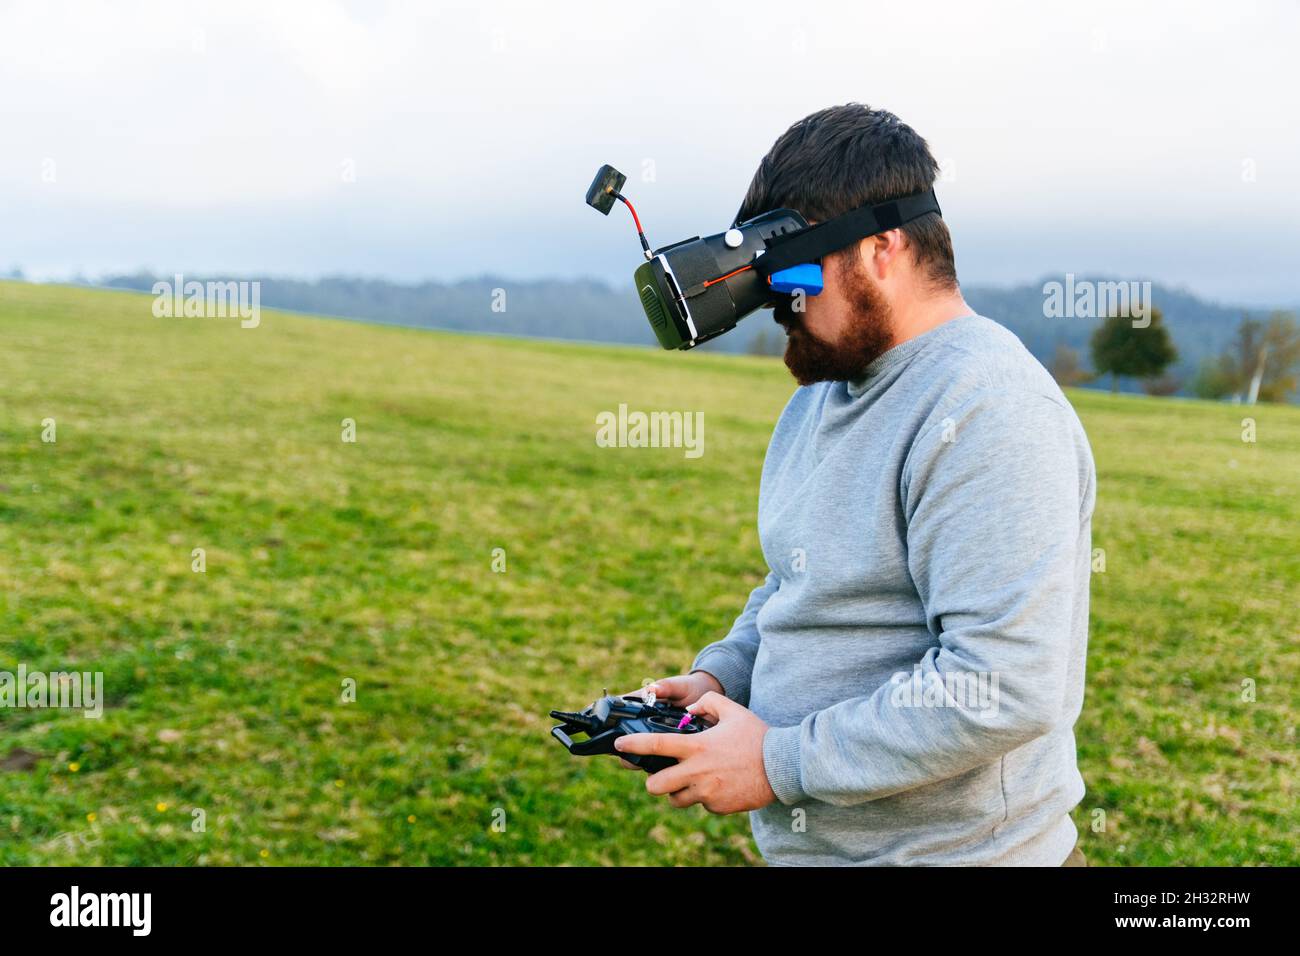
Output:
[614,102,1097,867]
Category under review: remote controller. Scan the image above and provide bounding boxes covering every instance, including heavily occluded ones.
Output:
[549,691,712,773]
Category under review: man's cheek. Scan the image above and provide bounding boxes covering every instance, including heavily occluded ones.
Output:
[796,313,827,344]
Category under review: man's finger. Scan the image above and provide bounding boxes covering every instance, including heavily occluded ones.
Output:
[614,731,695,759]
[686,690,732,723]
[651,676,691,701]
[668,783,701,809]
[644,761,693,797]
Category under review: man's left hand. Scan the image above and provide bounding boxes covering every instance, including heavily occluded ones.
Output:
[613,691,778,814]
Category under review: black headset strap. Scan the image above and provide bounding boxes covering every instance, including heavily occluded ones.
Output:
[750,188,942,277]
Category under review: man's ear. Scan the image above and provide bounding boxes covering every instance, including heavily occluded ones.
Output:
[854,235,884,279]
[868,229,907,279]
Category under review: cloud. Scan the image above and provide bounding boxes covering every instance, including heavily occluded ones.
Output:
[1,0,1297,302]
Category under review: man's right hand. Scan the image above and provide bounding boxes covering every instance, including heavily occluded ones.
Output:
[615,671,724,770]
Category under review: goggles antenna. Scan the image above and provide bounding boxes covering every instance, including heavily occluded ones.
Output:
[585,164,653,260]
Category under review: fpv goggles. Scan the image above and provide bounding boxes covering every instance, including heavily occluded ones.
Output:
[585,163,941,350]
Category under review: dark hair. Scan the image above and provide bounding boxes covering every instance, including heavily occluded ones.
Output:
[735,103,958,291]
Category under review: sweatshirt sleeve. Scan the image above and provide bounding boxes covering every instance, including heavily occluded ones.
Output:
[761,388,1089,806]
[690,569,780,708]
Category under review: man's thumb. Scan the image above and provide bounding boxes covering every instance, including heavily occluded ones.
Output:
[651,676,687,697]
[687,691,728,721]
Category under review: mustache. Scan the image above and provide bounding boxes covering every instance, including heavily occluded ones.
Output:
[772,299,801,329]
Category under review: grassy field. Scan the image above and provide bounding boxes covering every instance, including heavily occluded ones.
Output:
[0,279,1295,866]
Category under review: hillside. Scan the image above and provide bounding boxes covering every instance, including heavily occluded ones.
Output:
[0,279,1295,865]
[91,271,1292,397]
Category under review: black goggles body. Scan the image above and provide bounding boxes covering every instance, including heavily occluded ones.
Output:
[634,208,809,350]
[585,163,940,350]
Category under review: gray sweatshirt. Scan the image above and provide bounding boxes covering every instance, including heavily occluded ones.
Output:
[691,313,1096,865]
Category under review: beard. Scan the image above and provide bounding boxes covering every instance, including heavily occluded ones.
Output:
[774,253,894,386]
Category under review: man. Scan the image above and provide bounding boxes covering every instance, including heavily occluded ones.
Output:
[614,103,1097,866]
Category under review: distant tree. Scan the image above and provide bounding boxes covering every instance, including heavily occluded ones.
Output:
[1190,354,1236,400]
[1256,312,1300,402]
[1089,305,1177,393]
[1049,344,1092,388]
[1237,314,1300,403]
[1222,313,1265,399]
[1214,311,1300,403]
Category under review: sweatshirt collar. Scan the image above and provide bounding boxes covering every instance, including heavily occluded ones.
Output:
[846,312,979,397]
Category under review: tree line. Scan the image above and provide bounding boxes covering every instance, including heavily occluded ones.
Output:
[1051,307,1298,403]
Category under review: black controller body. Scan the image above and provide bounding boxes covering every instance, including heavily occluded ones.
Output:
[549,693,711,773]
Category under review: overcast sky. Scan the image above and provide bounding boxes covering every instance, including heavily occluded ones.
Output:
[2,0,1297,305]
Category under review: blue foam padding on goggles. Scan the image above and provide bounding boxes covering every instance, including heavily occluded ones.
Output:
[767,263,823,296]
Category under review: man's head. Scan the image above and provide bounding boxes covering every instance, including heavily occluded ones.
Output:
[738,103,959,385]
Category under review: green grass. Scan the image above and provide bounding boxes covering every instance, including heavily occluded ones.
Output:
[0,279,1295,866]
